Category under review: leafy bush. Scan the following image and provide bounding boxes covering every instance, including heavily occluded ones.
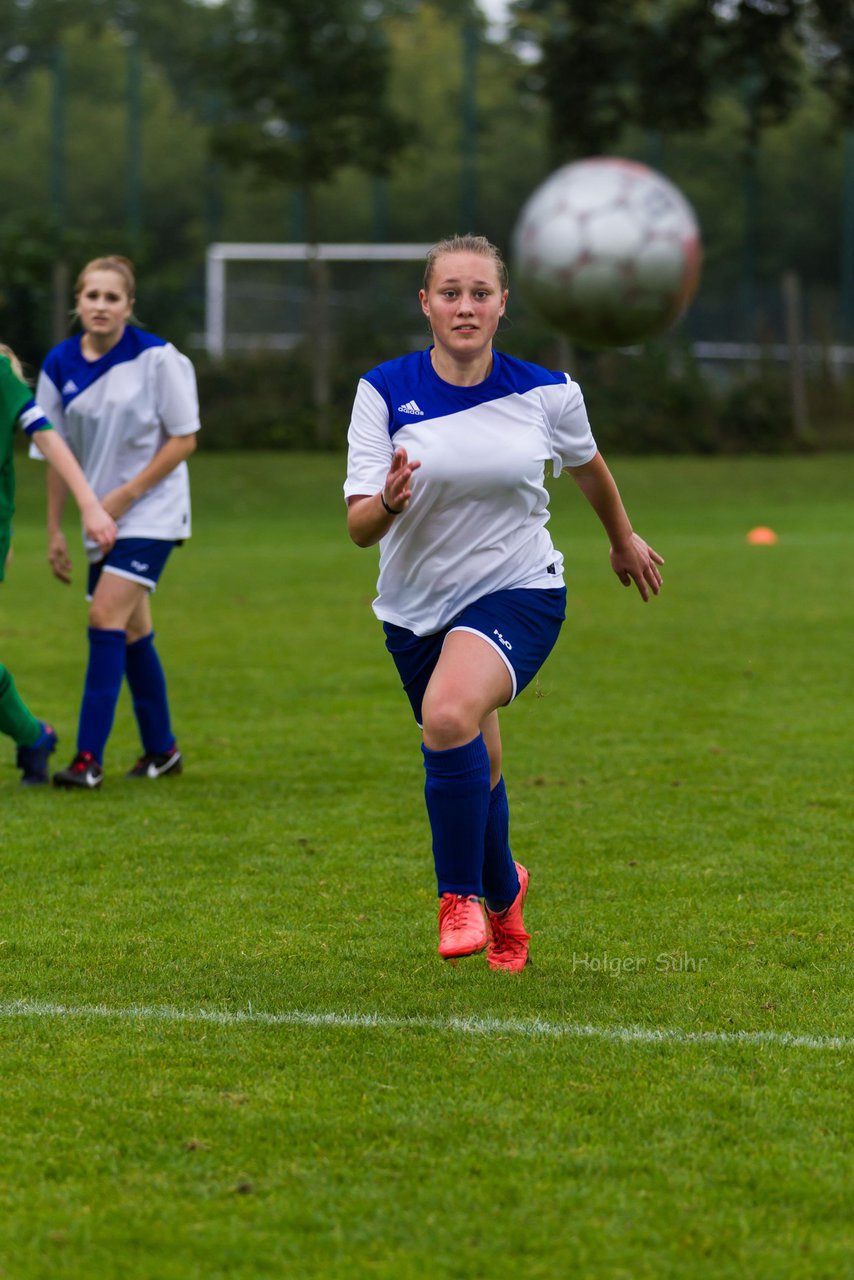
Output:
[193,343,854,454]
[716,367,794,453]
[195,351,332,450]
[579,344,720,454]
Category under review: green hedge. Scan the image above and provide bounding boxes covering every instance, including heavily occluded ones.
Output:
[192,351,323,450]
[193,343,854,454]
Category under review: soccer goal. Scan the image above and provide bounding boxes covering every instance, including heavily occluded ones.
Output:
[204,242,434,358]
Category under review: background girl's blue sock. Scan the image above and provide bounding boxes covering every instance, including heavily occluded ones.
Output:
[77,628,127,763]
[125,632,175,754]
[422,735,491,897]
[482,774,520,912]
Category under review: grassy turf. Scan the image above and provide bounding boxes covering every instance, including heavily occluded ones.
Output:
[1,452,852,1279]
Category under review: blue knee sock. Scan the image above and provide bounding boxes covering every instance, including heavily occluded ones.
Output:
[77,628,127,763]
[482,775,520,911]
[125,632,174,754]
[422,735,491,897]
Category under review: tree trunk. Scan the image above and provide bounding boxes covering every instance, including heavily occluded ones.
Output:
[782,270,808,442]
[51,259,70,347]
[303,187,332,448]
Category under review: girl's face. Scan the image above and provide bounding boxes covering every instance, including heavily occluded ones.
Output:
[419,252,507,361]
[76,270,133,343]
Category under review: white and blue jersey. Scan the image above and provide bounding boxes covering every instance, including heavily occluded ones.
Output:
[344,347,598,635]
[33,326,201,562]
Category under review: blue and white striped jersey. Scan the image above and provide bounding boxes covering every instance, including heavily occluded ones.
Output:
[33,326,201,562]
[344,347,597,635]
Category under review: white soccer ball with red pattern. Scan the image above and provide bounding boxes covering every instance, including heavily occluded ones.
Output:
[512,157,702,348]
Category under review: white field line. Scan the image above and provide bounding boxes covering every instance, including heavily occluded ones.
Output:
[1,999,852,1052]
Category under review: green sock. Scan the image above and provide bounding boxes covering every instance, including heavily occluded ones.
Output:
[0,664,42,747]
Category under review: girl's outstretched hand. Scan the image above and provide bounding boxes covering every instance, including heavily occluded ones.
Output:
[610,533,664,602]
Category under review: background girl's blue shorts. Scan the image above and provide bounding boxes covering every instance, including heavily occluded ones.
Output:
[87,538,178,599]
[383,586,567,726]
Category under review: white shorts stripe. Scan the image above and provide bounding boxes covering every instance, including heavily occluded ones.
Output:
[447,625,518,700]
[88,565,157,600]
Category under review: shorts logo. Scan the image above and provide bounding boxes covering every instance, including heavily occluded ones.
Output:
[493,629,512,651]
[131,560,150,573]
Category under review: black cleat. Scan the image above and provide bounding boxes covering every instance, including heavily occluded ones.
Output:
[53,750,103,790]
[17,723,58,785]
[126,746,183,779]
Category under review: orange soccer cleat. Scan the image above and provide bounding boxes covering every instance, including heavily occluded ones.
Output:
[437,893,487,960]
[486,862,531,972]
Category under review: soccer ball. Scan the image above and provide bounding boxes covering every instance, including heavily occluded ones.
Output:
[511,157,702,348]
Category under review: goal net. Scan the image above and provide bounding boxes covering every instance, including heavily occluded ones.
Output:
[204,242,434,358]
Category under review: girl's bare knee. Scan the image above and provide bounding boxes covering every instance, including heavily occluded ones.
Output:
[422,699,478,749]
[88,602,112,630]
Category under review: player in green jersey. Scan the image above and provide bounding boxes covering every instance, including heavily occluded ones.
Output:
[1,343,116,783]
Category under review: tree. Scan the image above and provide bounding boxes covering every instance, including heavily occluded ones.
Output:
[379,3,548,244]
[812,0,854,127]
[0,0,229,93]
[208,0,411,442]
[508,0,811,163]
[0,15,212,358]
[211,0,410,238]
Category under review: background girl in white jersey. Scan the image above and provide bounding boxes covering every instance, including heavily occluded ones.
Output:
[345,234,663,971]
[1,343,116,783]
[35,256,201,790]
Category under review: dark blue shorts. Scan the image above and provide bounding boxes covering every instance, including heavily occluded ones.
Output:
[383,587,567,725]
[87,538,178,599]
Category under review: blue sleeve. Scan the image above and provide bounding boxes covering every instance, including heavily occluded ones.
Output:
[17,398,52,437]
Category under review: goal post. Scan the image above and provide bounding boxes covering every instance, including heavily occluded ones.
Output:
[204,242,433,358]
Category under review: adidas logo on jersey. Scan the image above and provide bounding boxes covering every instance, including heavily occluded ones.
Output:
[62,379,79,394]
[397,400,424,416]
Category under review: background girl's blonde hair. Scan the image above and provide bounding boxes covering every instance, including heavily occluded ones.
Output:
[74,255,137,301]
[0,342,25,381]
[73,255,141,328]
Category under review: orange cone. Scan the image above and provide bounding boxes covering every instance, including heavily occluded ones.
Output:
[746,526,778,545]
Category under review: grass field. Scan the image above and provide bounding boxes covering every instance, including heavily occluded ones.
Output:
[2,451,852,1279]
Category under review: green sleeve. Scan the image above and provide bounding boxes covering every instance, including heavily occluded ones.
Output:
[0,355,32,430]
